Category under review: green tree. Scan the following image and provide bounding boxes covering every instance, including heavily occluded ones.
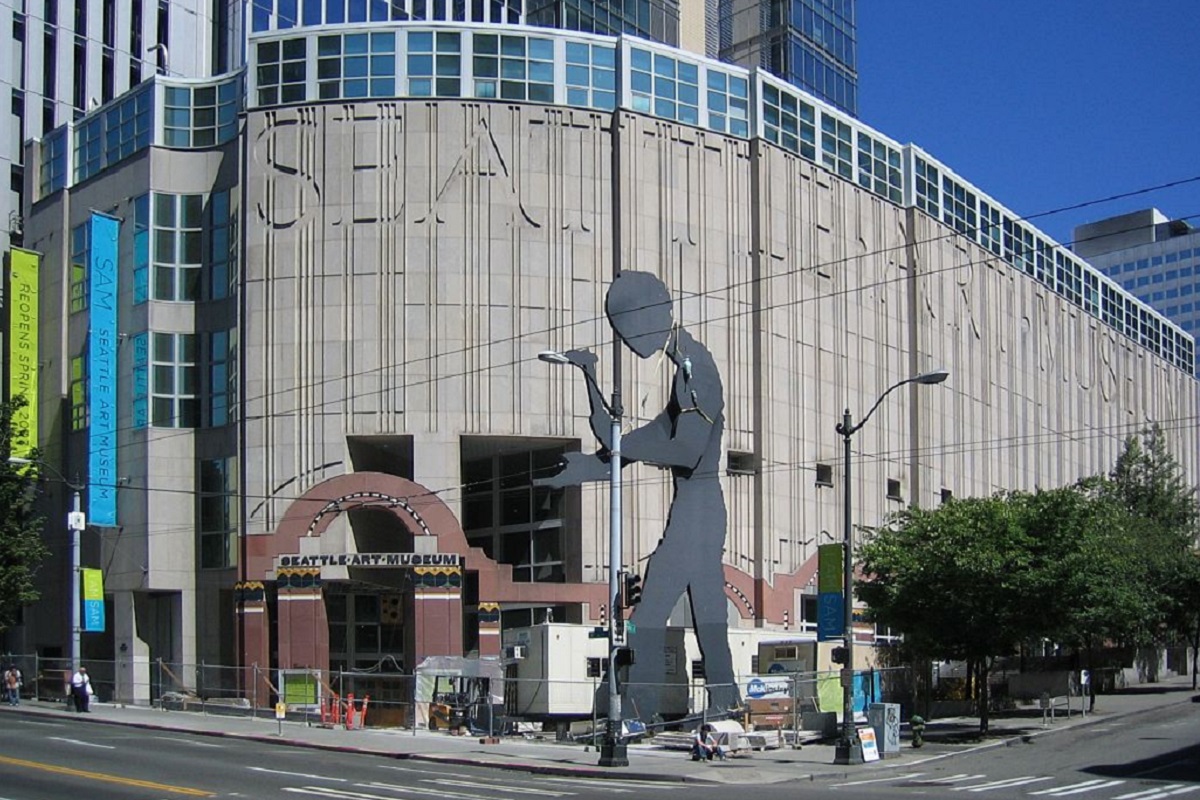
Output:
[856,494,1047,734]
[1101,424,1200,684]
[1029,482,1155,655]
[0,397,48,631]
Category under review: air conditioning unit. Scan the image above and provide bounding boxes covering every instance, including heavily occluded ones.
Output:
[505,645,527,660]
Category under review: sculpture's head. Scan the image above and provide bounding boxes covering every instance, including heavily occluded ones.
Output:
[606,271,673,358]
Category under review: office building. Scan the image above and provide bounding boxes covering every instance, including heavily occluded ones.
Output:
[1075,209,1200,346]
[718,0,855,114]
[0,0,224,282]
[10,19,1194,714]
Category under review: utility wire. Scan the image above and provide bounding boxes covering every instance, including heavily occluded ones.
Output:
[70,179,1200,464]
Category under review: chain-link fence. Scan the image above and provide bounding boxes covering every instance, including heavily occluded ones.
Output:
[0,652,914,733]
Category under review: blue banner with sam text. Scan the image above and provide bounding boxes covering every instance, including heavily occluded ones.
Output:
[88,213,119,527]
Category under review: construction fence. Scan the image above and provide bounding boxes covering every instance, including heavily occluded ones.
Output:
[0,652,916,735]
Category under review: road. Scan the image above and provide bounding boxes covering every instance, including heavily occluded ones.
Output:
[0,700,1196,799]
[0,713,711,800]
[820,700,1200,800]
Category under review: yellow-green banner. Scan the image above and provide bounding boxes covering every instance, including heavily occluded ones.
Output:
[8,248,38,458]
[82,568,105,632]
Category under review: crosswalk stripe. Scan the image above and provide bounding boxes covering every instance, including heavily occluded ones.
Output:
[955,776,1053,792]
[926,774,986,784]
[423,779,571,797]
[361,781,498,800]
[1032,779,1114,795]
[1031,779,1111,795]
[831,772,927,787]
[1040,780,1126,796]
[542,776,683,791]
[1115,786,1193,800]
[283,789,403,800]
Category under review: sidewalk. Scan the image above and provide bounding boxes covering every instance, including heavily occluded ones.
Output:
[7,674,1197,785]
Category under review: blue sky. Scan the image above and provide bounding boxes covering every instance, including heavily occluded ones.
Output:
[856,1,1200,247]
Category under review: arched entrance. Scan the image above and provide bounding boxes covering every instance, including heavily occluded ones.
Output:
[234,471,608,704]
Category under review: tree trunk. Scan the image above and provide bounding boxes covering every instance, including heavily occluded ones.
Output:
[1192,617,1199,691]
[978,660,990,735]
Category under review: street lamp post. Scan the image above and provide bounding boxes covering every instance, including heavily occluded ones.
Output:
[833,368,948,766]
[538,349,628,768]
[9,456,87,667]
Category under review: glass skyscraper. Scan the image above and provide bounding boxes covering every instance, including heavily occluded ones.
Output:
[525,0,681,46]
[718,0,856,115]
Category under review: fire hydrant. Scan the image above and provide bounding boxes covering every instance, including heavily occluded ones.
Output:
[909,715,926,748]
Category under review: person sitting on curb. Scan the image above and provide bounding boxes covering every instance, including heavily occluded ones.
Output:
[691,724,726,761]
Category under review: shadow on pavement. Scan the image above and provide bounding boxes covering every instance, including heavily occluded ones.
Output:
[1083,741,1200,783]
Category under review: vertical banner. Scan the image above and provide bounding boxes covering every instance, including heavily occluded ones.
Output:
[7,248,39,458]
[81,568,105,632]
[817,542,844,641]
[88,213,119,526]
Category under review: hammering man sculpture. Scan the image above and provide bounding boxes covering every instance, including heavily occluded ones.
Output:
[541,271,741,719]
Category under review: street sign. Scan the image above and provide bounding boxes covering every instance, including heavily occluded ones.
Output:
[625,622,637,634]
[588,627,607,638]
[275,702,287,720]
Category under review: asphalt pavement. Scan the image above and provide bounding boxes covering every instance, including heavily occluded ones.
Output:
[5,674,1196,785]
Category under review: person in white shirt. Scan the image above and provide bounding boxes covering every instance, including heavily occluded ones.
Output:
[691,723,725,761]
[3,665,20,706]
[70,666,92,712]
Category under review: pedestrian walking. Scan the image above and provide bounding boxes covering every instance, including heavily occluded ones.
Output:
[2,665,20,706]
[70,666,92,712]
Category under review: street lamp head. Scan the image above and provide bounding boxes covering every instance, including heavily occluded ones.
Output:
[537,350,572,366]
[914,367,949,385]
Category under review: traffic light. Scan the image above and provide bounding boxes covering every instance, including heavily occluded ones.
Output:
[621,573,643,609]
[613,646,636,668]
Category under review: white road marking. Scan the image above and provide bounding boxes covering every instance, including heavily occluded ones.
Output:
[153,735,223,748]
[1114,787,1200,800]
[424,779,570,796]
[831,772,927,787]
[283,789,398,800]
[248,767,347,782]
[954,775,1052,792]
[542,776,684,790]
[360,781,505,800]
[48,736,116,749]
[925,774,987,784]
[1031,779,1125,796]
[379,766,455,776]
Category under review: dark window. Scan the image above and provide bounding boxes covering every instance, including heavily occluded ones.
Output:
[887,478,902,501]
[815,463,833,486]
[42,31,57,99]
[726,450,756,476]
[72,37,85,110]
[129,0,141,82]
[12,11,25,42]
[940,488,953,505]
[101,48,114,101]
[691,660,705,679]
[156,0,169,69]
[102,0,113,43]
